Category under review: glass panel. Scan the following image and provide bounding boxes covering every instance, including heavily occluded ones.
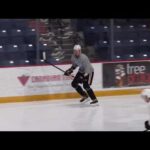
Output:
[1,18,150,67]
[113,19,150,60]
[0,19,37,66]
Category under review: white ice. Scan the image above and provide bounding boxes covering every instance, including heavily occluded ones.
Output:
[0,95,149,131]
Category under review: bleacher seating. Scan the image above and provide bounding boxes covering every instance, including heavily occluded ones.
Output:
[0,19,36,66]
[0,19,150,67]
[76,19,150,61]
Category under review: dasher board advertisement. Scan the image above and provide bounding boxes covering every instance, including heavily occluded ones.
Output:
[103,61,150,88]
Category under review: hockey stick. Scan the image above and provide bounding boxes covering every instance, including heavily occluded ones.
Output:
[42,51,75,78]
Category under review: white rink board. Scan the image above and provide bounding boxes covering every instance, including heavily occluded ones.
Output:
[0,63,102,97]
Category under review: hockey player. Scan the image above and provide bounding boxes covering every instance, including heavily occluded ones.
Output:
[141,89,150,131]
[64,44,98,104]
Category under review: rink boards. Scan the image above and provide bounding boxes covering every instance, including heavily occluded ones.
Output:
[0,60,150,103]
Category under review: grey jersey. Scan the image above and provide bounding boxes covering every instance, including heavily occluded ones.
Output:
[71,53,94,74]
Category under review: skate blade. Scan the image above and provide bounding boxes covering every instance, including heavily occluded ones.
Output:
[144,129,150,132]
[90,102,99,106]
[80,98,90,104]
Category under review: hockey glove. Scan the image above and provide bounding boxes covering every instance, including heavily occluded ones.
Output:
[64,68,73,76]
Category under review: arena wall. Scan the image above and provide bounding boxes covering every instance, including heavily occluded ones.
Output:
[0,60,148,103]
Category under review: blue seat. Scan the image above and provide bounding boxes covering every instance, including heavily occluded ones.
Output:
[78,19,99,27]
[10,37,25,44]
[124,25,137,32]
[98,32,109,41]
[112,54,122,60]
[0,46,5,52]
[114,25,123,32]
[97,40,109,47]
[5,45,19,52]
[0,29,8,37]
[19,44,35,51]
[139,31,150,39]
[0,19,11,23]
[10,29,24,36]
[94,42,110,60]
[5,50,28,61]
[17,59,34,65]
[26,51,36,60]
[138,45,150,52]
[0,60,16,66]
[139,39,150,46]
[114,46,129,55]
[135,53,150,59]
[23,28,37,44]
[97,25,109,33]
[23,28,36,43]
[76,20,85,31]
[6,53,21,60]
[9,29,25,44]
[115,46,124,55]
[113,40,123,47]
[0,37,10,45]
[0,20,13,29]
[122,39,138,47]
[84,28,99,45]
[0,23,13,30]
[24,36,36,44]
[137,24,149,31]
[11,19,28,29]
[123,54,135,60]
[39,43,50,51]
[114,31,138,40]
[23,28,37,36]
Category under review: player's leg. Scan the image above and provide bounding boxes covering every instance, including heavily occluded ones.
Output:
[83,72,98,104]
[145,100,150,131]
[145,120,150,131]
[141,89,150,131]
[71,72,88,100]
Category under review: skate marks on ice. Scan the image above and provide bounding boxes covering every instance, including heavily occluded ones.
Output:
[0,95,148,131]
[66,98,99,108]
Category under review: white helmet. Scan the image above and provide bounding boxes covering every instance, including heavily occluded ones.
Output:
[73,44,81,51]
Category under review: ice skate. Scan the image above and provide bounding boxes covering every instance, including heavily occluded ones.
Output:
[145,120,150,131]
[90,99,98,105]
[80,95,89,103]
